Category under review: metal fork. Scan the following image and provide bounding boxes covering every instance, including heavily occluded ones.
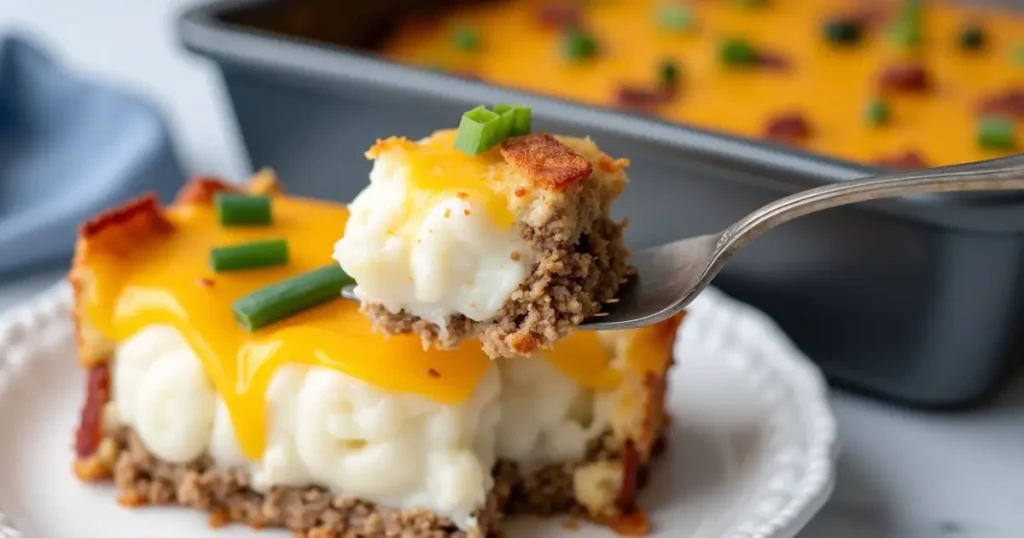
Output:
[581,153,1024,331]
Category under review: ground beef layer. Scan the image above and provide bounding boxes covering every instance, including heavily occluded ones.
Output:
[364,213,633,358]
[101,427,653,538]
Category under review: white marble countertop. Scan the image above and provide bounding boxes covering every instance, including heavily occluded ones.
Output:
[1,1,1023,536]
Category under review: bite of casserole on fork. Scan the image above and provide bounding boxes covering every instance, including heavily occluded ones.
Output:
[333,105,634,358]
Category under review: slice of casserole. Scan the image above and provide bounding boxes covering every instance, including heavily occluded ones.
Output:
[333,109,633,358]
[70,173,680,537]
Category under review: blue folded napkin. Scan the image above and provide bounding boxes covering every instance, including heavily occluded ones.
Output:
[0,34,185,279]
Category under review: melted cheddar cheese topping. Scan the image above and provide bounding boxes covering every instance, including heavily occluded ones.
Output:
[382,0,1024,167]
[80,191,667,460]
[371,129,517,229]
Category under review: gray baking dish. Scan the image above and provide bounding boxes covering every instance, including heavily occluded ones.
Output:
[179,0,1024,409]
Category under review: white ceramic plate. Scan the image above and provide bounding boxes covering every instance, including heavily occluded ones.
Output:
[0,282,837,538]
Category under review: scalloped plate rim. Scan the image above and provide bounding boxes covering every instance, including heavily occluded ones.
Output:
[0,281,838,538]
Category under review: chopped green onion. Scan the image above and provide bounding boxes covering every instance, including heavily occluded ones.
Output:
[210,239,289,272]
[453,104,532,155]
[655,4,693,32]
[977,116,1016,150]
[451,25,480,52]
[233,264,354,332]
[864,98,890,126]
[215,194,272,226]
[890,24,922,48]
[824,18,862,45]
[719,38,758,66]
[1014,44,1024,66]
[494,104,532,137]
[493,105,516,140]
[889,0,924,48]
[658,59,681,89]
[562,28,599,61]
[958,25,985,50]
[454,106,502,155]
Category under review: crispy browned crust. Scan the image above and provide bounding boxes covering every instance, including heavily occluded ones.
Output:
[500,133,593,190]
[636,312,684,460]
[69,173,285,367]
[70,194,170,367]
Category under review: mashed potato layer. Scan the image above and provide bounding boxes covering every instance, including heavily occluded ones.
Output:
[333,137,535,331]
[108,325,632,528]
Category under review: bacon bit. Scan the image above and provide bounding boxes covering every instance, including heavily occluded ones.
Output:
[400,15,442,36]
[875,150,929,169]
[615,85,676,109]
[755,51,791,70]
[456,191,469,200]
[444,208,452,218]
[878,62,930,92]
[977,88,1024,118]
[197,277,215,288]
[208,509,230,527]
[514,187,528,197]
[427,368,441,378]
[639,372,668,458]
[844,3,889,27]
[75,363,110,458]
[605,508,651,536]
[562,519,581,531]
[500,133,593,190]
[464,209,471,216]
[764,112,812,141]
[77,194,171,253]
[365,136,416,159]
[616,439,641,513]
[537,3,582,28]
[510,251,521,261]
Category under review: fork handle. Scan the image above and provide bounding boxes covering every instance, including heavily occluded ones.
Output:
[717,152,1024,255]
